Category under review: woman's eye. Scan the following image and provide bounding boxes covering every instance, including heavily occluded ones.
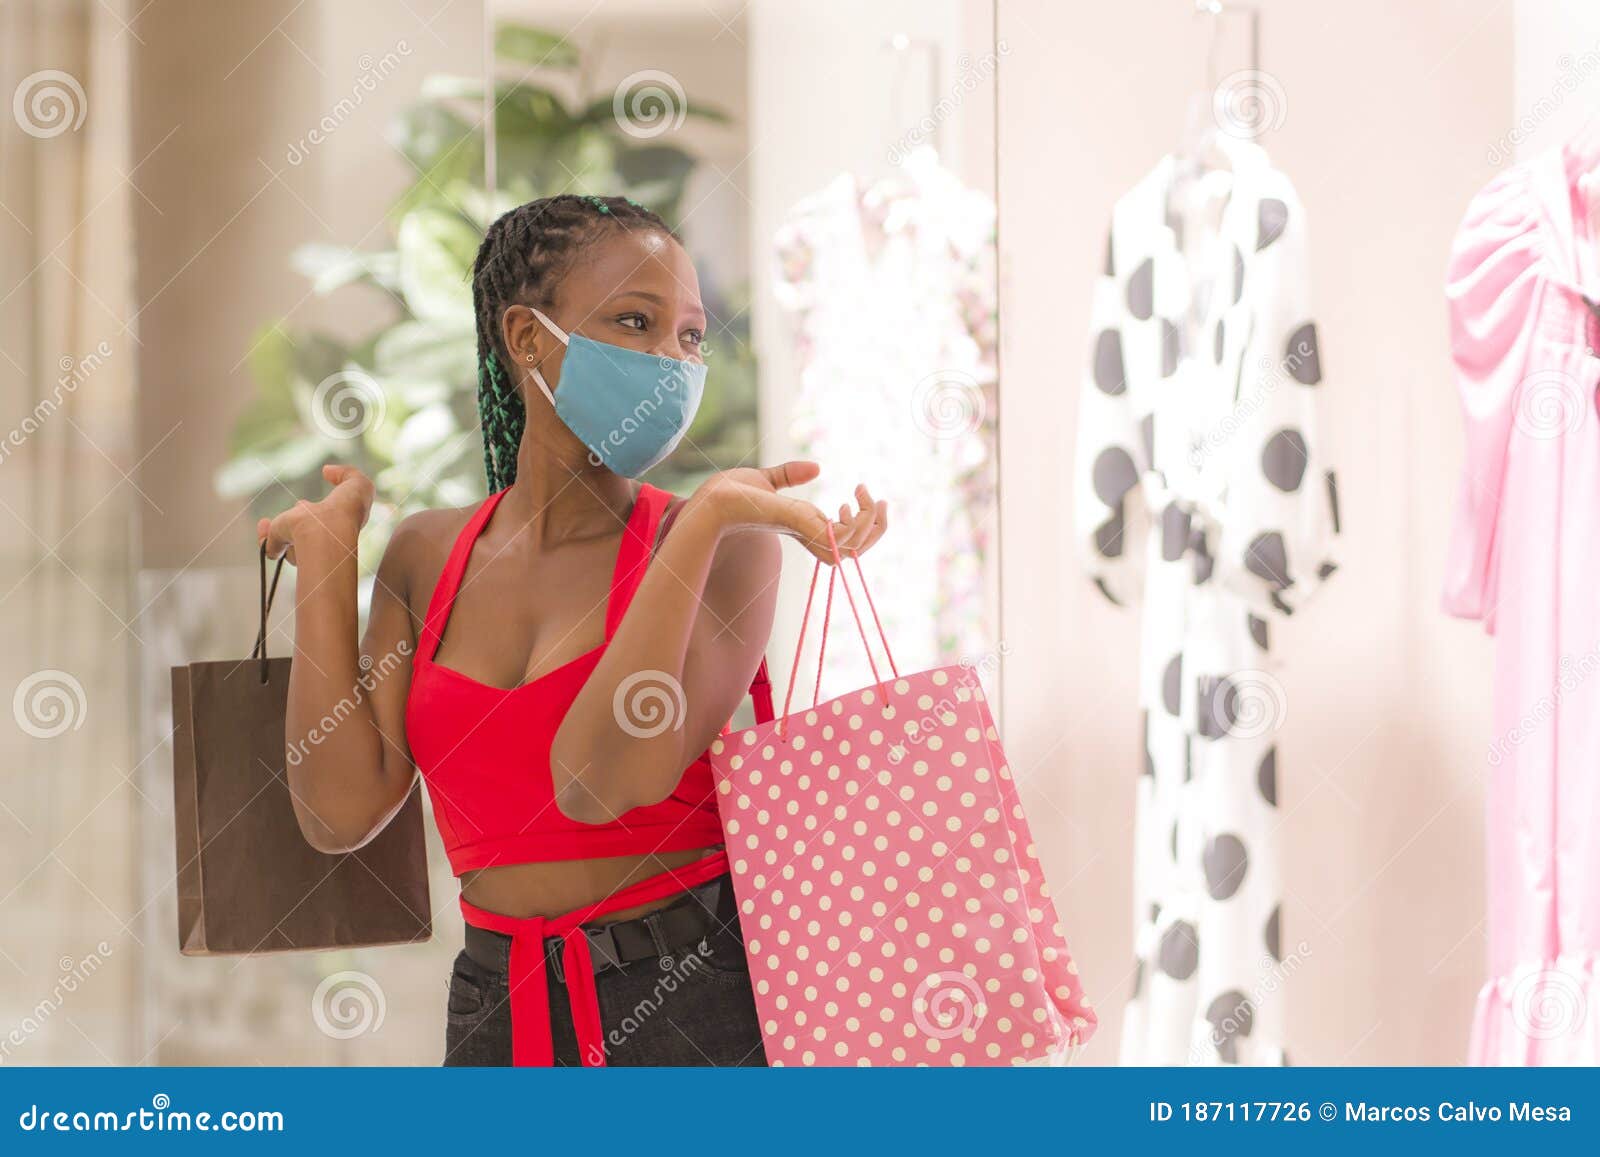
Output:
[683,329,704,347]
[617,313,646,331]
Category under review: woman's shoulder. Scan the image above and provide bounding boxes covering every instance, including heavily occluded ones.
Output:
[377,501,481,599]
[390,502,478,555]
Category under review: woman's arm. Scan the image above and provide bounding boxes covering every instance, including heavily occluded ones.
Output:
[262,465,420,853]
[551,462,886,822]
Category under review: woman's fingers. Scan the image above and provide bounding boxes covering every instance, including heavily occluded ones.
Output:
[323,462,371,491]
[829,486,879,557]
[324,463,376,524]
[758,460,820,493]
[260,507,299,563]
[865,498,889,549]
[835,503,863,554]
[731,468,888,562]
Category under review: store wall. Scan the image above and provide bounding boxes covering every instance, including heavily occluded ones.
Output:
[995,0,1515,1063]
[1513,0,1600,161]
[132,0,483,571]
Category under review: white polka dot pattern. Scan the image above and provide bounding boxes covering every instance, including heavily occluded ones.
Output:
[710,665,1097,1066]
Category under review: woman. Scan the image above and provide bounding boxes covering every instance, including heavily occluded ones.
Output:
[259,194,888,1067]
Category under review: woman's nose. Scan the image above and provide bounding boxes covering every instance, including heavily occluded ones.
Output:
[649,336,697,362]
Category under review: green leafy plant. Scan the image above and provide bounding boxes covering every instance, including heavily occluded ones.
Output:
[218,25,756,567]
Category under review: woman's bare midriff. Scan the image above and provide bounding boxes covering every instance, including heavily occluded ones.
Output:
[460,846,721,922]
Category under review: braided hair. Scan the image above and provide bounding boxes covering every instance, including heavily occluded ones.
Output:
[471,194,677,492]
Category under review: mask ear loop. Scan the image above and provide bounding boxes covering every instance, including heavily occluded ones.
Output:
[526,307,568,407]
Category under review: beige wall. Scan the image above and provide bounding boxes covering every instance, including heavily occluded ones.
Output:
[1513,0,1600,160]
[996,0,1516,1063]
[132,0,483,571]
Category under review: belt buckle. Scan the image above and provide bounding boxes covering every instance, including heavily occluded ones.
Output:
[586,922,623,972]
[547,924,622,985]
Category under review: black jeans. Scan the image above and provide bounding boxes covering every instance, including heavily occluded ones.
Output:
[443,878,768,1067]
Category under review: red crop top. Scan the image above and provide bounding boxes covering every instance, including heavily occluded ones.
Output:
[405,482,770,876]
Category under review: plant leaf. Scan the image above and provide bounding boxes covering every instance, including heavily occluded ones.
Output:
[494,24,580,69]
[374,317,478,384]
[387,102,475,172]
[419,73,483,102]
[291,243,401,295]
[213,437,331,498]
[395,208,481,325]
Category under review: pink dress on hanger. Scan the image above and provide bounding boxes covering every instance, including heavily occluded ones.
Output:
[1445,134,1600,1065]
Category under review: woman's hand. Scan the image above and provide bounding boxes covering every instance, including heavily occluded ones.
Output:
[257,464,375,565]
[688,460,888,565]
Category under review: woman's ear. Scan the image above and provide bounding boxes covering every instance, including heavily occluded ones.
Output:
[501,304,544,369]
[505,305,569,409]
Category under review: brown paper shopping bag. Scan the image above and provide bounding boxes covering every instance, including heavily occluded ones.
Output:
[170,545,431,955]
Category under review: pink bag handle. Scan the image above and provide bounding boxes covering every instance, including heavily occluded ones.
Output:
[777,525,899,736]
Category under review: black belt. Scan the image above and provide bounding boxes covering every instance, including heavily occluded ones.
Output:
[463,872,735,984]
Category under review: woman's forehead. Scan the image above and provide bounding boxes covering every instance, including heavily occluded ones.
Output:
[567,227,700,305]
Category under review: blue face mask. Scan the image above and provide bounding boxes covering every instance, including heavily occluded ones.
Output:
[528,307,706,478]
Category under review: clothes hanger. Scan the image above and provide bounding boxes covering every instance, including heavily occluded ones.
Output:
[1174,2,1235,181]
[1171,1,1264,241]
[885,32,943,166]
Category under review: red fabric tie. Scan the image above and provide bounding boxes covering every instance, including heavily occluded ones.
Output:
[458,851,732,1067]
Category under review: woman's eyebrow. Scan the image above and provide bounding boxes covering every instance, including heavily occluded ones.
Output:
[608,289,705,318]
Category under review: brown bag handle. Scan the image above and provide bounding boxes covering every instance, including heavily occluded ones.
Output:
[251,541,286,684]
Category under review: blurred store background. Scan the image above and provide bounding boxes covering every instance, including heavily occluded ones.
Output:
[0,0,997,1064]
[8,0,1596,1070]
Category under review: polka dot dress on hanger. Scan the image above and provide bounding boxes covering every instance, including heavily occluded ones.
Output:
[1074,137,1341,1066]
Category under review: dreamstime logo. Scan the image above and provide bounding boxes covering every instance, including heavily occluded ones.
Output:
[12,670,87,739]
[1514,369,1586,439]
[584,944,711,1064]
[311,971,386,1039]
[1212,69,1287,139]
[0,341,112,467]
[1488,43,1600,166]
[310,370,385,440]
[1187,939,1312,1064]
[613,670,686,739]
[886,41,1010,166]
[1510,968,1588,1042]
[1209,669,1288,741]
[285,641,411,767]
[911,370,986,440]
[0,942,114,1063]
[285,40,412,165]
[1190,336,1315,467]
[12,70,87,138]
[580,359,679,466]
[887,667,983,766]
[911,971,986,1040]
[612,70,686,140]
[1488,645,1600,767]
[958,641,1011,687]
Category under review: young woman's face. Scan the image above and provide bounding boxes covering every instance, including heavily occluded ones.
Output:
[504,227,707,387]
[564,228,706,362]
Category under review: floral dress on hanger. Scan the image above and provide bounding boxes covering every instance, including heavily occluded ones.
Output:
[775,146,998,689]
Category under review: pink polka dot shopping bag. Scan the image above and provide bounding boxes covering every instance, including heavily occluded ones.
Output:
[709,538,1097,1067]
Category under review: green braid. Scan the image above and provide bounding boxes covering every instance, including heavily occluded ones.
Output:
[476,350,524,493]
[468,194,678,492]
